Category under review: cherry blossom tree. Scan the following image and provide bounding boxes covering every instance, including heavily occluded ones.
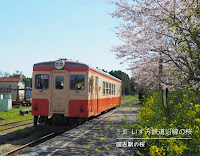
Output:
[109,0,200,89]
[131,56,188,90]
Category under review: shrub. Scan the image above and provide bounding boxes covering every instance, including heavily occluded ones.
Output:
[138,87,152,104]
[135,90,200,156]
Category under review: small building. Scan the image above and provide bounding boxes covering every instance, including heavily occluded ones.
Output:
[0,77,25,100]
[0,85,8,93]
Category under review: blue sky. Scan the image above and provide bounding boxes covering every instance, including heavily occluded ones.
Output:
[0,0,131,77]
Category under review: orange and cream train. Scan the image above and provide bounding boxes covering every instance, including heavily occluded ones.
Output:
[32,59,121,126]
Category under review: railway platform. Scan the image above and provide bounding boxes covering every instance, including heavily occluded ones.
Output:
[19,100,142,156]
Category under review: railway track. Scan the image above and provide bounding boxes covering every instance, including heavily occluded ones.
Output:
[0,118,33,132]
[2,99,136,156]
[2,133,56,156]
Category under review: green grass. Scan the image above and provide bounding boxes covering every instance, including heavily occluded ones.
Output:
[121,95,139,104]
[0,106,32,124]
[121,95,134,101]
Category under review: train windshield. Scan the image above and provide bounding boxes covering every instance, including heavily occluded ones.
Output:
[55,76,64,89]
[70,75,85,90]
[35,74,49,90]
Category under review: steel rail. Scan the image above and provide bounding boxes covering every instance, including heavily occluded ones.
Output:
[0,118,33,126]
[0,122,33,132]
[2,133,55,156]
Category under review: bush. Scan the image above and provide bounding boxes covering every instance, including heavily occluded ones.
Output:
[135,89,200,155]
[138,87,152,104]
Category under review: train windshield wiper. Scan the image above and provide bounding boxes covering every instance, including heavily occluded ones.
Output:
[40,86,45,92]
[76,88,80,93]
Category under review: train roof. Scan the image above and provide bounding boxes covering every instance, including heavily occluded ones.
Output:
[34,60,122,83]
[90,67,122,83]
[34,60,89,68]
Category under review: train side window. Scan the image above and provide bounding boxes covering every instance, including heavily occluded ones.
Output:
[95,77,98,95]
[70,75,85,90]
[118,84,121,96]
[114,84,116,95]
[109,83,111,95]
[117,84,120,95]
[89,77,92,92]
[35,74,49,90]
[112,84,113,95]
[102,81,105,96]
[106,82,108,95]
[55,76,64,89]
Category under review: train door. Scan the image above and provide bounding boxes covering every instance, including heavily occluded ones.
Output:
[51,71,68,114]
[94,76,98,115]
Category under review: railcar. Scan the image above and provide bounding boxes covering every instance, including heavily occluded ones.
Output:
[32,59,122,126]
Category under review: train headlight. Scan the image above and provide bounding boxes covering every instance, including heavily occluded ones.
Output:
[55,60,65,70]
[34,107,38,111]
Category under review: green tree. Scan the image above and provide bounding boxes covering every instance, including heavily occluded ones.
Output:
[10,70,32,87]
[10,70,24,78]
[109,70,136,95]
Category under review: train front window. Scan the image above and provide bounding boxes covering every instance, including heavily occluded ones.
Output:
[55,76,64,89]
[70,75,85,90]
[35,74,49,90]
